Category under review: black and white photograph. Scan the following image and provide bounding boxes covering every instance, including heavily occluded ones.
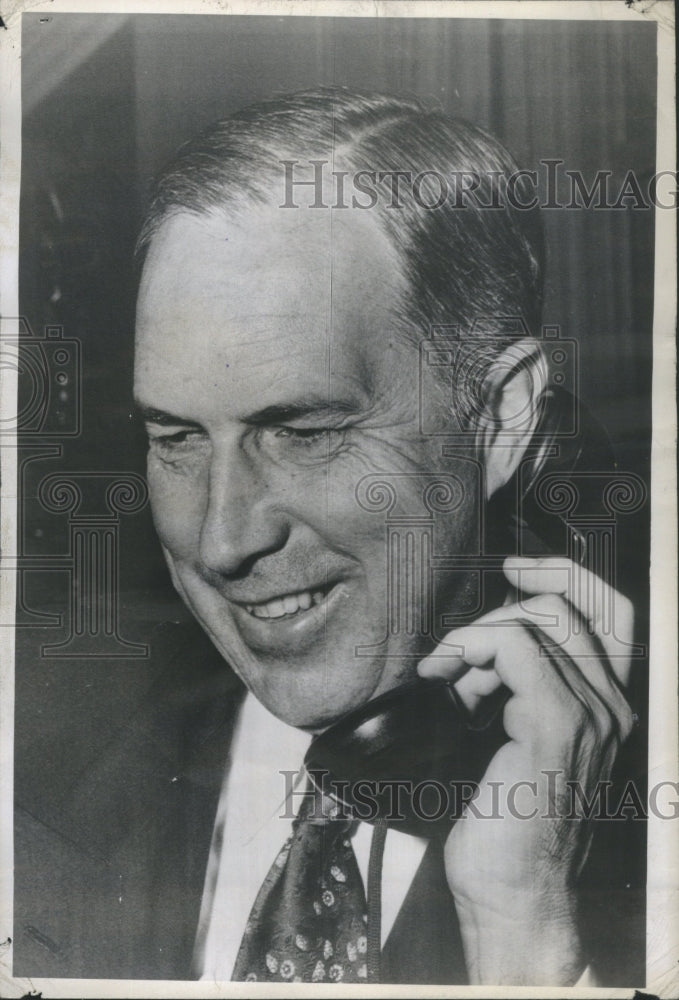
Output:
[0,2,676,996]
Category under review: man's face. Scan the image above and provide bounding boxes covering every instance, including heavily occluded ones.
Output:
[135,206,480,729]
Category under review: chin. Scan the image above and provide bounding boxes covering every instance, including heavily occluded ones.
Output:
[256,687,372,732]
[244,663,383,732]
[247,652,417,732]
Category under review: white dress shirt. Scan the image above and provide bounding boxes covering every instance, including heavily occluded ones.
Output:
[192,691,597,986]
[193,692,428,980]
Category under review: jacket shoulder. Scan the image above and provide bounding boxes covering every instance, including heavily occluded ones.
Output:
[14,620,244,980]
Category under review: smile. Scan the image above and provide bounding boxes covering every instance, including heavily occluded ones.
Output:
[242,586,331,620]
[224,578,349,655]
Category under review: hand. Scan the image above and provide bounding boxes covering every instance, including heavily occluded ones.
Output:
[418,555,635,986]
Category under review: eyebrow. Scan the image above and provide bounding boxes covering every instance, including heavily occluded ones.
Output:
[245,399,361,426]
[134,397,362,427]
[135,404,202,427]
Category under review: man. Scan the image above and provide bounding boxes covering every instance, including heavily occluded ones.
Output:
[14,89,640,987]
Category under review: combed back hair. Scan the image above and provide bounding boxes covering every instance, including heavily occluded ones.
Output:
[136,88,544,426]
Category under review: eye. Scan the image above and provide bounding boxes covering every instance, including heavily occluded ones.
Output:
[263,424,348,463]
[150,429,189,444]
[273,426,334,445]
[145,425,207,458]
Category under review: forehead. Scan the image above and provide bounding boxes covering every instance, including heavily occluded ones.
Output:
[134,207,410,416]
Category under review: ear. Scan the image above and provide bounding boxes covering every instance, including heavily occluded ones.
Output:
[478,338,548,499]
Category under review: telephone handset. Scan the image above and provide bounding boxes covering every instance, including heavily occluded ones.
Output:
[304,388,615,839]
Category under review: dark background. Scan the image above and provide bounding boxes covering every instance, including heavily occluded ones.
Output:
[15,12,655,983]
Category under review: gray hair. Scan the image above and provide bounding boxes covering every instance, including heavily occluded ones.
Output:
[137,87,544,425]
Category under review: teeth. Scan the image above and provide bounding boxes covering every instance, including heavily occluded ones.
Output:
[245,587,327,620]
[268,598,286,618]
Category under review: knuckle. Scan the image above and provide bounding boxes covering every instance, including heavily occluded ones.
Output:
[540,556,574,574]
[528,593,565,614]
[616,701,635,742]
[585,689,615,738]
[564,693,590,728]
[581,709,612,758]
[597,708,616,744]
[569,691,611,740]
[502,696,530,737]
[615,592,635,630]
[522,593,569,626]
[616,590,633,616]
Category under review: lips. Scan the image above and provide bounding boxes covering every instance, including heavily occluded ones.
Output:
[242,587,328,620]
[223,579,346,656]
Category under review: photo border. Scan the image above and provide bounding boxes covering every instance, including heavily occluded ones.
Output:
[1,2,675,997]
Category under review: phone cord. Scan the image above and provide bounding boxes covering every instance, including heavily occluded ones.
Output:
[366,818,388,983]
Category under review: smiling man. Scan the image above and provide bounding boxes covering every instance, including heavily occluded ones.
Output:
[133,91,543,734]
[14,89,641,988]
[127,89,639,987]
[134,204,484,729]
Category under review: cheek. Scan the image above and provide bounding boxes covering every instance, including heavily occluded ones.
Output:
[317,489,388,569]
[320,461,481,552]
[147,458,207,561]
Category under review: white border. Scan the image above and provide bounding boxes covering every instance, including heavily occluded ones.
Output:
[0,0,676,20]
[0,2,676,998]
[646,11,678,999]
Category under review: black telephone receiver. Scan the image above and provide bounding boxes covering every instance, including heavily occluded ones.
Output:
[304,388,615,839]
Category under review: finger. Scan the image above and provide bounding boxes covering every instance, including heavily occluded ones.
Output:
[526,614,634,745]
[426,620,596,751]
[502,556,634,686]
[474,591,631,739]
[456,594,614,696]
[416,589,516,685]
[417,647,469,683]
[450,663,505,716]
[421,612,623,722]
[419,598,633,743]
[419,619,552,697]
[458,619,629,751]
[418,594,595,683]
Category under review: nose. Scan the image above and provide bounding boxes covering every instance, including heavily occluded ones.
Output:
[198,442,289,577]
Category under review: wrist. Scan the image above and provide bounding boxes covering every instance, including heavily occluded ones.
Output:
[454,888,585,986]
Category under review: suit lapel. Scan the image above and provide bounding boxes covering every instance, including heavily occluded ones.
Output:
[15,621,245,981]
[138,647,245,978]
[117,623,246,978]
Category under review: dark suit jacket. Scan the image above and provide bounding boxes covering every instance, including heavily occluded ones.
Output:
[14,622,645,985]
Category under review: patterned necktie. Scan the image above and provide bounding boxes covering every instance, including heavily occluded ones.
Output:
[232,784,370,984]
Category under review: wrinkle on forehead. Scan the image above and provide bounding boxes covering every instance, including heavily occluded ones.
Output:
[137,204,406,318]
[137,206,408,344]
[134,206,412,426]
